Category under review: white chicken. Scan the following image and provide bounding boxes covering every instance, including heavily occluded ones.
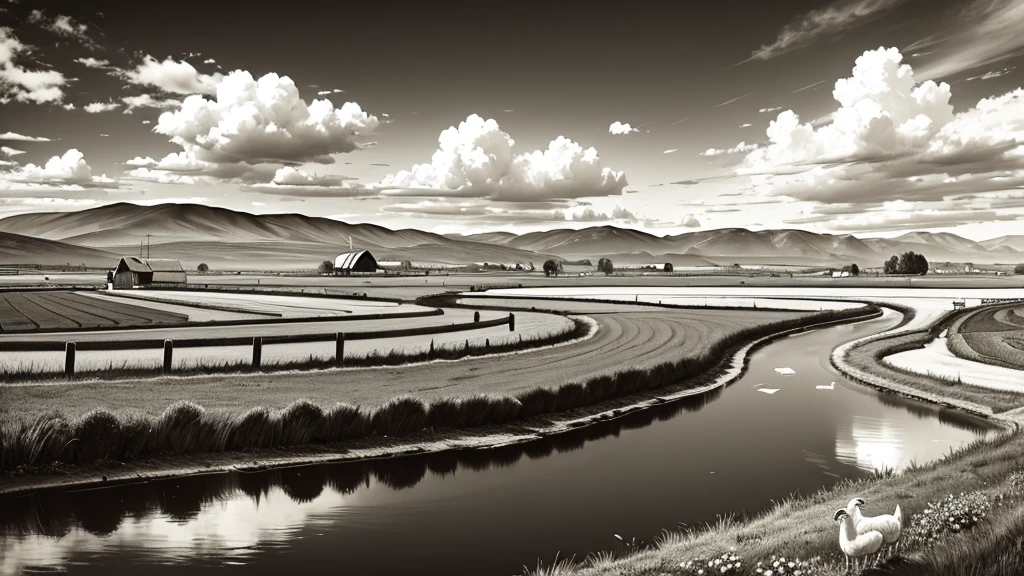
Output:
[847,497,903,555]
[834,508,884,572]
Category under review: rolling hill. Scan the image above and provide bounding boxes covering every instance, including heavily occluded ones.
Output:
[0,202,1018,269]
[0,231,115,267]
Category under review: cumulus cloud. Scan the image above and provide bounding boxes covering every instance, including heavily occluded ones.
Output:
[203,58,216,64]
[270,166,352,187]
[737,46,1024,213]
[381,114,626,202]
[125,156,157,167]
[680,214,702,228]
[84,101,119,113]
[153,70,378,169]
[747,0,905,61]
[0,132,52,142]
[702,142,760,156]
[75,57,109,69]
[0,28,66,104]
[126,56,222,95]
[608,121,638,135]
[0,149,117,194]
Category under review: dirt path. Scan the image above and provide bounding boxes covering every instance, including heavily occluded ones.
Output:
[2,307,807,417]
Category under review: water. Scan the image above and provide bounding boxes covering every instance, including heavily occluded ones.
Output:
[0,312,997,575]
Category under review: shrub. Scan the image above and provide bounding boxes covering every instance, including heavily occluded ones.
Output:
[229,407,277,450]
[277,399,325,446]
[154,401,211,454]
[196,263,209,273]
[664,262,673,273]
[1015,263,1024,275]
[426,397,466,429]
[317,260,334,275]
[371,396,428,436]
[542,259,562,277]
[73,408,123,463]
[516,387,559,418]
[903,491,991,548]
[319,403,370,441]
[598,258,614,276]
[555,382,588,411]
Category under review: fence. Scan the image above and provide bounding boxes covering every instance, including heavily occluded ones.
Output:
[11,313,517,377]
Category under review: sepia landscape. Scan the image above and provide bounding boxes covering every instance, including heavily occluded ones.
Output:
[1,1,1024,575]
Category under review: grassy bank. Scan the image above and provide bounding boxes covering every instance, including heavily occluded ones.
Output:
[0,306,874,474]
[521,428,1024,576]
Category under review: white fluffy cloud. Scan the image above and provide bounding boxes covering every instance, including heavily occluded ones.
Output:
[154,70,378,168]
[0,28,66,104]
[0,149,117,195]
[126,56,222,95]
[608,121,638,135]
[84,101,119,113]
[381,114,627,202]
[680,214,702,228]
[727,44,1024,237]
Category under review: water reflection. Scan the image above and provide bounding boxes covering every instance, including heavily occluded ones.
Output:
[1,392,718,541]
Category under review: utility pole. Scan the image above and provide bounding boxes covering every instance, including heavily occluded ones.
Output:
[146,234,152,258]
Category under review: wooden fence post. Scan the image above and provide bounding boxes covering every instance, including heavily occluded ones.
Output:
[252,337,262,368]
[335,332,345,367]
[509,313,515,331]
[163,340,173,374]
[65,342,76,379]
[473,311,480,323]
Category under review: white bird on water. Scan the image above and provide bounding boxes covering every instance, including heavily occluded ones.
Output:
[816,381,836,390]
[848,497,903,556]
[774,367,795,375]
[834,507,883,572]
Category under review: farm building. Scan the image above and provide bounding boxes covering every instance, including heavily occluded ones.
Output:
[112,257,187,289]
[334,250,378,275]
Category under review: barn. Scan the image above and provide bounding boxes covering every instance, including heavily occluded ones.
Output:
[334,250,378,275]
[112,257,187,289]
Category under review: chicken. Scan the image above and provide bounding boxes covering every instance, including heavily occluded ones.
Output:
[847,497,903,548]
[834,508,884,572]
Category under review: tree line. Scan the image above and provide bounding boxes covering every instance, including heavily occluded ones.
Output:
[884,251,929,275]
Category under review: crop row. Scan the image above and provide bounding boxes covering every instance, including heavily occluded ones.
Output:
[0,291,189,332]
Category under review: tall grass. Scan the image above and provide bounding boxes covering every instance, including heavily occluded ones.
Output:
[0,306,876,472]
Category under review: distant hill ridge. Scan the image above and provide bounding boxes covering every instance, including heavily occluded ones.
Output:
[0,202,1018,268]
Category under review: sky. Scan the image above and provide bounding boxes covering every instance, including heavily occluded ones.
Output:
[2,0,1024,240]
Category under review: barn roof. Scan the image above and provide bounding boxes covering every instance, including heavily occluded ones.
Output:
[335,250,372,270]
[117,257,185,273]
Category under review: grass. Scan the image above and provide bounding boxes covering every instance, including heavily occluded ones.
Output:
[0,306,875,473]
[945,303,1024,371]
[518,430,1024,576]
[0,317,586,384]
[844,322,1024,414]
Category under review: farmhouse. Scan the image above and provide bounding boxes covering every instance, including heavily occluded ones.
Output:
[334,250,378,275]
[112,257,187,289]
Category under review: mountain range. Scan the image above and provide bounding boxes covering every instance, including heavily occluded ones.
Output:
[0,202,1019,269]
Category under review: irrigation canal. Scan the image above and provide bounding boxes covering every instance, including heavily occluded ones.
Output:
[0,310,997,575]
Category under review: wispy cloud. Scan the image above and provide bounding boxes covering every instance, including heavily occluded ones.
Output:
[743,0,905,62]
[916,0,1024,80]
[793,80,828,93]
[715,92,754,107]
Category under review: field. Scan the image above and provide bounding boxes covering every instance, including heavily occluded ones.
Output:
[947,303,1024,370]
[0,303,815,419]
[0,291,188,331]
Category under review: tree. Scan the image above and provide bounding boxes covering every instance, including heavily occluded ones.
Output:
[884,255,899,275]
[542,259,561,277]
[664,262,674,273]
[317,260,334,275]
[850,263,860,276]
[1014,264,1024,275]
[884,252,929,275]
[196,263,209,273]
[597,258,614,276]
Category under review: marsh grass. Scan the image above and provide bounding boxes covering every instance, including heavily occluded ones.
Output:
[0,306,873,472]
